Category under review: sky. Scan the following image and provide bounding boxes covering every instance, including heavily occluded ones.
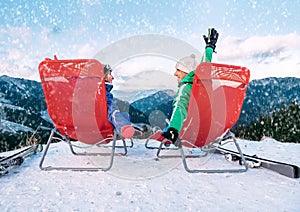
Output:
[0,0,300,85]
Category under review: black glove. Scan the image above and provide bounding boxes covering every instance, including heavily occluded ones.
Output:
[203,28,219,52]
[161,127,179,144]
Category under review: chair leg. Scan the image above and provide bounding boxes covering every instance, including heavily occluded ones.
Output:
[68,130,128,156]
[145,138,156,149]
[180,131,248,173]
[115,137,133,149]
[39,129,124,172]
[118,134,128,156]
[145,137,179,151]
[156,139,206,158]
[39,129,55,170]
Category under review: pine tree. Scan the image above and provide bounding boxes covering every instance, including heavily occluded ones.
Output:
[235,101,299,143]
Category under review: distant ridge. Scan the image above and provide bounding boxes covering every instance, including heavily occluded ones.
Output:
[1,75,299,151]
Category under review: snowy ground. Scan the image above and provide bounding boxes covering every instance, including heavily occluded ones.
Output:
[0,138,299,211]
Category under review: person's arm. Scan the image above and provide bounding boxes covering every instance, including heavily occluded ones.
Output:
[201,46,214,62]
[162,28,219,144]
[201,28,218,62]
[162,83,192,144]
[168,83,192,132]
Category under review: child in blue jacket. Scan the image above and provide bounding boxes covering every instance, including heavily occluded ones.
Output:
[104,65,145,138]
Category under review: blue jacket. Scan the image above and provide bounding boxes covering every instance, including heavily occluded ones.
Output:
[105,83,131,131]
[105,83,115,109]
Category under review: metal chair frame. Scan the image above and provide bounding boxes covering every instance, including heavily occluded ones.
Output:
[39,128,132,171]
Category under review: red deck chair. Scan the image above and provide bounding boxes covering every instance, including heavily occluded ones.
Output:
[38,57,131,171]
[146,62,250,173]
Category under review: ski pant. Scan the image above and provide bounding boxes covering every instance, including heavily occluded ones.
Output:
[107,101,132,132]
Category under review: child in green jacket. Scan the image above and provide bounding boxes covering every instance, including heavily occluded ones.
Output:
[161,28,219,144]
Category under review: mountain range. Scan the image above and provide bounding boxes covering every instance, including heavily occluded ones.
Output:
[236,77,300,126]
[0,75,299,152]
[0,75,53,152]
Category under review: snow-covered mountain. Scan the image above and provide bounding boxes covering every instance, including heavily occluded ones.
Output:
[237,77,300,126]
[0,75,53,152]
[113,89,176,103]
[1,75,299,152]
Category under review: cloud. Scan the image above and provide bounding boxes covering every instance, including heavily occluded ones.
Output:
[115,70,177,92]
[0,26,51,81]
[0,60,38,80]
[7,48,24,60]
[6,26,32,44]
[113,55,176,77]
[217,33,300,80]
[76,43,97,58]
[0,26,104,81]
[219,33,300,59]
[1,25,300,82]
[112,55,178,91]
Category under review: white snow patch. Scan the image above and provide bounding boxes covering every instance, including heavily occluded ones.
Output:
[40,110,53,124]
[1,103,25,111]
[0,119,34,133]
[0,138,299,211]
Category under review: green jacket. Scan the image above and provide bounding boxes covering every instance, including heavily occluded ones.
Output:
[168,47,213,132]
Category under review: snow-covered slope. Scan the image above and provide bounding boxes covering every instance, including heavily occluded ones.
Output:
[0,138,299,211]
[0,119,34,133]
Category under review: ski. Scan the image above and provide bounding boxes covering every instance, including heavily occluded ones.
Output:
[0,165,8,176]
[0,156,24,168]
[0,145,32,163]
[215,147,300,178]
[0,143,43,176]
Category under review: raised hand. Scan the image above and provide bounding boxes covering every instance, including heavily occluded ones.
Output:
[203,28,219,52]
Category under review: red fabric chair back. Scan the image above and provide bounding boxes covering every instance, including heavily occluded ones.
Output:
[38,59,113,144]
[180,62,250,147]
